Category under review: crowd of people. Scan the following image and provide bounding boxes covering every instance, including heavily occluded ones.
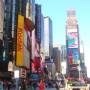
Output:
[30,79,65,90]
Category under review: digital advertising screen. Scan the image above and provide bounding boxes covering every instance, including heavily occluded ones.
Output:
[67,48,80,64]
[67,32,78,48]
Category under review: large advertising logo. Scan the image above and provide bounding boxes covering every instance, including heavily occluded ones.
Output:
[16,15,24,66]
[68,48,80,64]
[67,32,78,48]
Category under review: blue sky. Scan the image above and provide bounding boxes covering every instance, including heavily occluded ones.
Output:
[36,0,90,77]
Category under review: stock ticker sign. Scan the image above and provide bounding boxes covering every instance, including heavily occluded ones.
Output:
[16,15,24,67]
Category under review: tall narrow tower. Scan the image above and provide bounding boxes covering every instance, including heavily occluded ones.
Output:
[66,9,80,80]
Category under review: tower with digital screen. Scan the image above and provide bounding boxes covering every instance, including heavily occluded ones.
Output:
[66,9,80,80]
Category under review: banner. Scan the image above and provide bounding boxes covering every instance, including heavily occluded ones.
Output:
[16,15,24,66]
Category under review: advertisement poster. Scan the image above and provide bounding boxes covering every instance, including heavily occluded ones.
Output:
[67,32,78,48]
[68,48,80,64]
[16,15,24,66]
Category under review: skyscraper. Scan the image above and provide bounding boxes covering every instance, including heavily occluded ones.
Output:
[66,9,80,80]
[3,0,14,72]
[80,41,87,81]
[61,45,67,75]
[35,4,42,49]
[61,45,67,62]
[40,14,44,52]
[53,47,61,73]
[44,17,53,59]
[35,4,44,61]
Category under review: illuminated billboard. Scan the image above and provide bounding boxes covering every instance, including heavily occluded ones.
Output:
[16,15,24,66]
[68,48,80,64]
[67,32,78,48]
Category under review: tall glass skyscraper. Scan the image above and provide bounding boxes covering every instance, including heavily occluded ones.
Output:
[35,4,42,46]
[44,17,53,59]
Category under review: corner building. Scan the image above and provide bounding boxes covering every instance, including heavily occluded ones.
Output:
[66,9,81,80]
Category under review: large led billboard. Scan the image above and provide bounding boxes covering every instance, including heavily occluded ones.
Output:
[68,48,80,64]
[16,15,24,67]
[67,32,78,48]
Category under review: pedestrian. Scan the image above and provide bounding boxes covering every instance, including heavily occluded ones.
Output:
[39,79,45,90]
[56,82,59,90]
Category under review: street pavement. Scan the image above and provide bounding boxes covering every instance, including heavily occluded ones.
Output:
[45,88,56,90]
[45,88,65,90]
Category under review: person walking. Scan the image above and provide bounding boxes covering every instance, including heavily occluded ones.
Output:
[39,79,45,90]
[56,82,59,90]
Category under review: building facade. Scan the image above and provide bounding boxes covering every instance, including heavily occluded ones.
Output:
[53,47,61,73]
[35,4,42,58]
[61,45,67,75]
[3,0,14,72]
[40,14,44,55]
[61,45,67,62]
[66,9,80,80]
[0,0,4,72]
[80,41,87,81]
[1,0,35,79]
[44,17,53,59]
[35,4,41,44]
